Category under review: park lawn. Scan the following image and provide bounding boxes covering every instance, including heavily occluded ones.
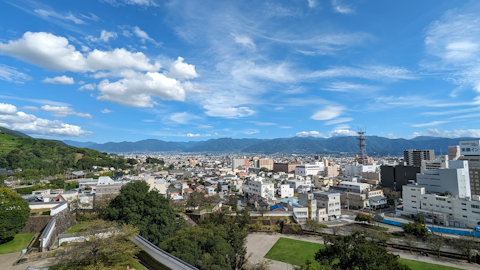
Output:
[65,223,83,234]
[399,258,463,270]
[264,237,324,266]
[0,233,35,254]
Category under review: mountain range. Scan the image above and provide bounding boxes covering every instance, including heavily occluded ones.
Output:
[63,136,477,155]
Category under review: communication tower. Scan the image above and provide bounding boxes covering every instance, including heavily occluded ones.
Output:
[357,128,367,164]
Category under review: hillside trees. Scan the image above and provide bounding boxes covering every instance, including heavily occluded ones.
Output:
[0,188,30,243]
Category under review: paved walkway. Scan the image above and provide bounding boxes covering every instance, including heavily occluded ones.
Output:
[0,251,56,270]
[245,233,478,270]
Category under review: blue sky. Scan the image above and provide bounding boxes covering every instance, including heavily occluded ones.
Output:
[1,0,480,143]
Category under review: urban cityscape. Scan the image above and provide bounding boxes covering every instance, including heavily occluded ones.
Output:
[1,0,480,270]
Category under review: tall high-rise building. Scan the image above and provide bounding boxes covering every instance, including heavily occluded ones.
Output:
[403,149,435,167]
[459,140,480,196]
[232,158,246,170]
[258,158,273,170]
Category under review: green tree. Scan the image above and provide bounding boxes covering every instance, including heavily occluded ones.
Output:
[0,188,30,243]
[57,219,140,269]
[401,222,429,238]
[186,192,207,209]
[169,164,175,169]
[452,236,480,263]
[304,219,327,234]
[413,213,425,224]
[159,225,234,270]
[315,233,410,270]
[106,181,186,245]
[355,213,374,223]
[402,234,418,253]
[260,167,269,172]
[0,173,7,187]
[426,234,444,257]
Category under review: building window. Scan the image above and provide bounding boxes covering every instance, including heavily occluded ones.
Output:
[412,201,417,203]
[472,205,480,209]
[463,215,467,218]
[411,195,416,198]
[462,203,467,205]
[462,208,467,211]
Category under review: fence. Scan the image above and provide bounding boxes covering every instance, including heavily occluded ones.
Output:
[38,217,56,252]
[382,219,480,238]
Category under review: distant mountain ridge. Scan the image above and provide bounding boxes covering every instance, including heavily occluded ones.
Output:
[63,136,476,155]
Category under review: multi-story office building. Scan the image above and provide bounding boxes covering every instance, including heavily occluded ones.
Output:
[404,149,435,167]
[339,181,371,194]
[421,155,448,172]
[295,162,325,176]
[416,160,471,198]
[232,158,249,170]
[401,184,480,228]
[247,178,274,201]
[459,139,480,196]
[273,162,299,173]
[258,158,274,170]
[344,164,378,177]
[380,164,420,192]
[324,164,339,177]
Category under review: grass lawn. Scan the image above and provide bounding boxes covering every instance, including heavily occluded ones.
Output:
[399,258,463,270]
[0,233,35,254]
[264,238,324,266]
[64,223,83,234]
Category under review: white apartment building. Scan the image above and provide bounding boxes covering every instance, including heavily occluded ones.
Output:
[416,160,471,198]
[339,181,371,194]
[288,202,310,223]
[247,178,275,201]
[97,176,114,185]
[401,184,480,228]
[298,193,317,221]
[232,158,247,171]
[421,155,449,172]
[295,162,325,176]
[280,184,294,198]
[313,192,341,218]
[344,164,378,177]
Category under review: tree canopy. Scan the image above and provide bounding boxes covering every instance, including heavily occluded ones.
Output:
[0,187,30,243]
[106,181,186,245]
[314,232,410,270]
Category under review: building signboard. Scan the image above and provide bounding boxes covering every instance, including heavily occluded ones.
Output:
[460,140,480,156]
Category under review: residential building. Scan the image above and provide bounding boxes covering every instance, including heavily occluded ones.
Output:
[258,159,274,171]
[421,156,449,172]
[288,202,309,223]
[404,149,435,167]
[280,184,294,198]
[316,208,328,222]
[247,178,275,201]
[285,179,312,190]
[401,184,480,228]
[205,186,216,196]
[295,162,325,176]
[232,158,247,170]
[448,145,461,161]
[416,160,471,198]
[339,181,370,194]
[313,192,341,218]
[324,164,339,177]
[298,192,317,220]
[146,176,167,196]
[91,183,122,196]
[97,176,114,185]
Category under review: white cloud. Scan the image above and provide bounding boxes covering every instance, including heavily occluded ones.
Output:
[274,107,284,111]
[251,121,277,126]
[0,103,18,114]
[325,117,353,125]
[204,134,212,137]
[331,0,354,14]
[132,26,158,44]
[101,109,112,113]
[243,129,260,135]
[169,112,200,124]
[308,0,316,8]
[231,33,256,50]
[0,32,161,72]
[410,129,480,139]
[34,9,86,24]
[41,105,92,118]
[0,105,90,137]
[182,81,209,93]
[321,82,380,92]
[309,65,416,81]
[87,30,118,42]
[411,121,450,127]
[311,105,344,120]
[0,64,31,83]
[186,133,201,138]
[280,126,292,129]
[102,0,158,7]
[166,57,199,80]
[329,129,357,137]
[42,75,75,85]
[296,131,324,137]
[22,106,39,111]
[79,83,96,90]
[203,105,255,119]
[97,72,186,107]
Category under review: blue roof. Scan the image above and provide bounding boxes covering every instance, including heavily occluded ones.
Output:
[279,198,298,204]
[270,204,286,211]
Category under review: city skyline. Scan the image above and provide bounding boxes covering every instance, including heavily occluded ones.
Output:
[1,0,480,143]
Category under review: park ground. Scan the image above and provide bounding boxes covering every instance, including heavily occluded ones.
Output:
[245,233,479,270]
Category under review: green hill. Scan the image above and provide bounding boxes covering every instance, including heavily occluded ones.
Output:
[0,132,129,179]
[0,126,31,138]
